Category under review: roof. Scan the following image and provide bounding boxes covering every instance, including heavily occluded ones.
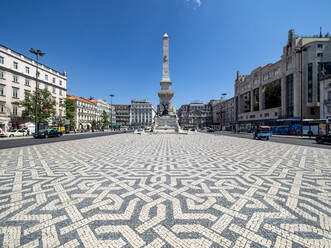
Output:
[67,94,95,104]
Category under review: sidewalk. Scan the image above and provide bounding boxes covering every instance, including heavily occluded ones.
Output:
[0,129,118,141]
[217,131,315,140]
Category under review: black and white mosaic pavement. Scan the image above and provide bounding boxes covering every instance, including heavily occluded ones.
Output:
[0,133,330,247]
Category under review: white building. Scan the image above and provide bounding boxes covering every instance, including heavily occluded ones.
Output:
[91,99,116,126]
[67,94,97,130]
[0,44,67,131]
[130,99,155,127]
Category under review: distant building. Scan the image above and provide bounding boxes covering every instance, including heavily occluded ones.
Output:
[177,102,212,128]
[235,29,331,128]
[67,94,96,130]
[130,99,155,127]
[90,99,116,126]
[0,44,67,131]
[114,104,130,126]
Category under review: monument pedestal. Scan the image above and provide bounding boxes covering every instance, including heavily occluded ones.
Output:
[153,115,180,133]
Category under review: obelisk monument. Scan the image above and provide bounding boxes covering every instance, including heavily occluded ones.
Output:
[153,33,180,133]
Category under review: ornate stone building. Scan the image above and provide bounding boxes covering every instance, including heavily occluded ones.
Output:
[235,29,331,125]
[177,102,212,128]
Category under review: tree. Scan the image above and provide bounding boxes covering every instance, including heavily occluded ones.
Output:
[61,98,76,127]
[101,110,110,126]
[20,89,56,124]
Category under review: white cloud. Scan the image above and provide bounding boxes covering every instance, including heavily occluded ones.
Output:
[186,0,202,7]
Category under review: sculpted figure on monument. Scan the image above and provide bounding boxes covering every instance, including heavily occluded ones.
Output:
[161,103,168,116]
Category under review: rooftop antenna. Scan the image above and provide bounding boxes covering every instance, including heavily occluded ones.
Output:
[320,27,322,38]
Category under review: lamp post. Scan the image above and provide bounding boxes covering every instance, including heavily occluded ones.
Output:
[29,48,45,134]
[109,94,114,130]
[296,46,309,136]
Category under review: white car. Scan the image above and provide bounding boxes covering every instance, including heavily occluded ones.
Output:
[5,129,27,137]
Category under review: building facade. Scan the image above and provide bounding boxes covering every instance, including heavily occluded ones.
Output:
[235,29,331,127]
[114,104,130,126]
[130,99,155,127]
[320,74,331,120]
[67,94,97,130]
[177,102,212,128]
[0,44,67,131]
[91,99,116,126]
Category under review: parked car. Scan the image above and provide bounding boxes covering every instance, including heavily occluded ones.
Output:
[5,129,27,137]
[207,128,215,132]
[33,128,63,138]
[0,127,5,137]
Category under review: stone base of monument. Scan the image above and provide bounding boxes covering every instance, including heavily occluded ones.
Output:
[153,115,181,134]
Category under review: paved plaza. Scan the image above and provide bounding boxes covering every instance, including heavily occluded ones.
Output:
[0,133,330,247]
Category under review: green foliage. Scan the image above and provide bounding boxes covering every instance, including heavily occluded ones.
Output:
[20,89,56,124]
[61,98,76,127]
[101,110,110,126]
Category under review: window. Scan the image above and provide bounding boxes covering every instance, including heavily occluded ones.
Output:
[45,74,48,81]
[308,63,313,102]
[328,106,331,113]
[59,80,62,86]
[0,85,4,95]
[59,89,62,96]
[13,62,18,69]
[52,87,56,94]
[25,67,30,74]
[37,71,40,78]
[25,79,30,86]
[13,75,18,82]
[317,44,323,49]
[0,56,4,64]
[317,53,323,57]
[0,71,4,79]
[44,84,48,90]
[12,88,18,98]
[328,91,331,101]
[52,78,56,83]
[0,102,4,112]
[286,74,294,117]
[13,104,18,116]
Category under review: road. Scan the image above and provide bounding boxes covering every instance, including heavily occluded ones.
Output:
[0,131,126,150]
[0,133,330,247]
[214,131,331,149]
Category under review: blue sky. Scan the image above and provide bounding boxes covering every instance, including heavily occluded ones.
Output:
[2,0,331,108]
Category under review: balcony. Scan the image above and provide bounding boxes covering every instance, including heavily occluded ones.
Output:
[324,99,331,105]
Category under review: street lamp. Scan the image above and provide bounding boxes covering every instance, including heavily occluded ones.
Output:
[109,94,114,130]
[296,46,309,136]
[29,48,45,134]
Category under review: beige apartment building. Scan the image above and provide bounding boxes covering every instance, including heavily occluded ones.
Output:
[0,44,67,131]
[235,29,331,126]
